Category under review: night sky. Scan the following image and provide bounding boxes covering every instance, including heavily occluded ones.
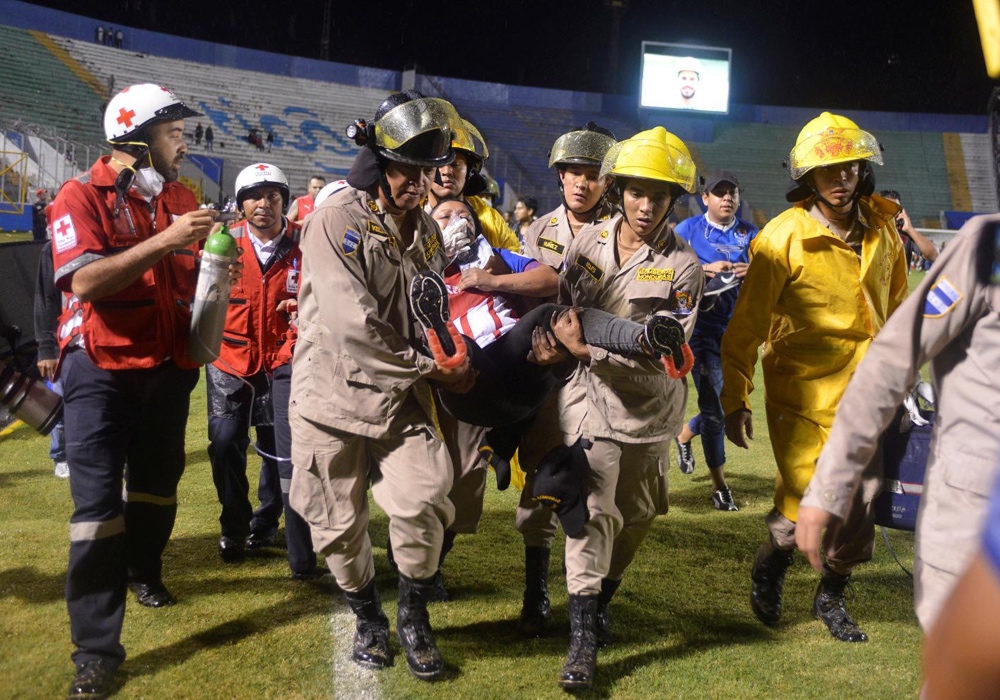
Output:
[24,0,1000,115]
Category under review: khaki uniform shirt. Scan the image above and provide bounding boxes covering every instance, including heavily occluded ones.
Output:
[804,214,1000,578]
[522,203,615,273]
[559,214,704,443]
[290,186,447,439]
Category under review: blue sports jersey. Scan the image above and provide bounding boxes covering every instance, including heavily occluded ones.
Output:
[674,214,758,334]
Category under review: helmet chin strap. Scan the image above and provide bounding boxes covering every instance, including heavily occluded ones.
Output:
[806,179,861,217]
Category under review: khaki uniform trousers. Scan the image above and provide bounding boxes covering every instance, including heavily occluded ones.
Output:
[439,411,489,534]
[765,445,879,576]
[289,411,455,593]
[566,437,669,596]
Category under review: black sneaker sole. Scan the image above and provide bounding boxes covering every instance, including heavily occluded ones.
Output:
[410,270,456,358]
[645,315,686,370]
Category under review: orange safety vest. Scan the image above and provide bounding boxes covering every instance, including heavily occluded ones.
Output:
[212,219,302,377]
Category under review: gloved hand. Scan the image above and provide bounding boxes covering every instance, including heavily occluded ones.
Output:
[441,216,474,261]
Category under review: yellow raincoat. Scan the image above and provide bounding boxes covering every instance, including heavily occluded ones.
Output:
[720,195,908,520]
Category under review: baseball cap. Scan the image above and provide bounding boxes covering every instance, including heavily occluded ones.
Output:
[36,188,46,196]
[531,438,590,538]
[702,169,740,193]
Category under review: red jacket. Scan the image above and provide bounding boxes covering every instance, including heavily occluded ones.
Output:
[50,156,200,370]
[213,219,301,377]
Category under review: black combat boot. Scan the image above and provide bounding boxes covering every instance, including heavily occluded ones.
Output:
[342,579,392,669]
[517,546,551,638]
[750,541,795,626]
[559,594,600,691]
[813,567,869,643]
[596,577,621,648]
[397,574,445,680]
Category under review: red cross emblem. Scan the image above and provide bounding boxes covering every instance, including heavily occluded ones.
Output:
[116,107,137,127]
[255,164,269,171]
[55,219,72,237]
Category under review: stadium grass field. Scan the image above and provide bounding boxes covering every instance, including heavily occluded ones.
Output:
[0,274,929,699]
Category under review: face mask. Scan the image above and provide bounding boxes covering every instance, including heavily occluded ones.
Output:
[133,166,165,199]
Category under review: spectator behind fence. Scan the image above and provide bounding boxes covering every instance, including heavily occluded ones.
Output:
[32,189,48,241]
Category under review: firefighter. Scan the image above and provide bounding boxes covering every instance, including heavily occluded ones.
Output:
[720,112,908,642]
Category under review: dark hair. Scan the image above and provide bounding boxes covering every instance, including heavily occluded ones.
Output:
[879,189,901,201]
[519,197,538,214]
[429,196,483,238]
[309,175,327,184]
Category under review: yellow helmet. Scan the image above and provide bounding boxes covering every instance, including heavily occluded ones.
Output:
[451,118,489,173]
[787,112,882,180]
[600,126,698,194]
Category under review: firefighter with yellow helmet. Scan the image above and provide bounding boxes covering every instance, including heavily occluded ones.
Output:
[720,112,908,642]
[542,126,703,690]
[427,116,520,254]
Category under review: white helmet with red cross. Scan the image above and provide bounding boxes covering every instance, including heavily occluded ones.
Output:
[103,83,201,144]
[235,163,291,209]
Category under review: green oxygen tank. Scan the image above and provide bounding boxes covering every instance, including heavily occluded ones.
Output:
[189,224,238,364]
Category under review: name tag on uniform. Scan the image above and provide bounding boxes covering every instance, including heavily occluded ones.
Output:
[575,254,604,282]
[423,232,441,261]
[636,267,674,282]
[538,237,565,255]
[367,220,387,236]
[286,269,299,294]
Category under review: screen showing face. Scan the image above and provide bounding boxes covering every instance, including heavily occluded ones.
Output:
[639,42,732,114]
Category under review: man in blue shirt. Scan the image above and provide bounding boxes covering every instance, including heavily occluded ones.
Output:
[673,170,757,511]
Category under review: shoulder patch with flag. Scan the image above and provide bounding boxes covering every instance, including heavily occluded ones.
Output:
[923,277,962,317]
[342,227,361,255]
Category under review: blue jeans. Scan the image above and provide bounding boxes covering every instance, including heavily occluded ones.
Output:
[686,331,726,470]
[47,378,66,462]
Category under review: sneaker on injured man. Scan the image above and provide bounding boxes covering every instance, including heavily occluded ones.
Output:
[410,270,457,358]
[643,314,686,369]
[54,461,69,479]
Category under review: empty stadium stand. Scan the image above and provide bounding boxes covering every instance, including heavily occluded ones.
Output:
[0,0,995,232]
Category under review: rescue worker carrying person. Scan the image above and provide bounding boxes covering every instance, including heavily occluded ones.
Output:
[288,91,474,681]
[535,126,704,691]
[50,83,227,699]
[720,112,909,643]
[514,122,618,640]
[206,163,307,571]
[397,115,521,602]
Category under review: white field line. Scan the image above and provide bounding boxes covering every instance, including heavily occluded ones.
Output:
[330,600,384,700]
